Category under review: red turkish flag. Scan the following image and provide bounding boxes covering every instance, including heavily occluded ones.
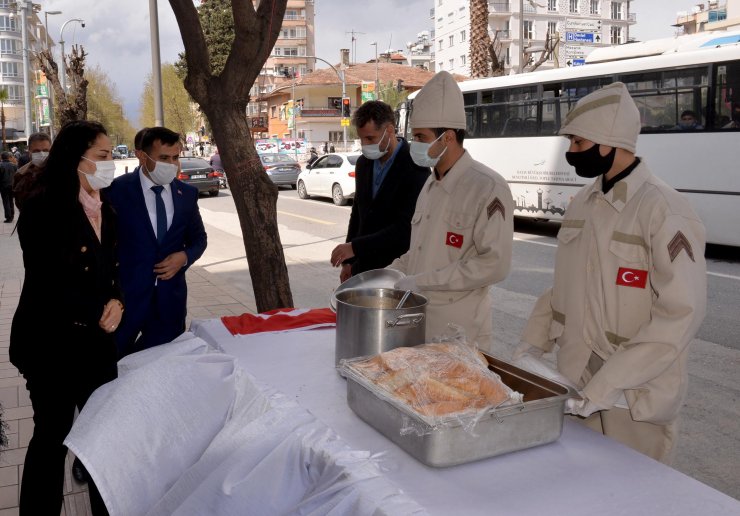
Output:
[615,267,648,289]
[446,232,464,248]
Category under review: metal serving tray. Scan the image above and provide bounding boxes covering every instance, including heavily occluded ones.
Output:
[345,353,576,467]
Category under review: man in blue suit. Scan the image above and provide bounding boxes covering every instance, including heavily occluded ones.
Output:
[107,126,207,357]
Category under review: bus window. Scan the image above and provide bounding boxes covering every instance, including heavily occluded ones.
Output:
[463,92,478,106]
[713,61,740,129]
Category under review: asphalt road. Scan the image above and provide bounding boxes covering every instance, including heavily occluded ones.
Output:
[194,186,740,499]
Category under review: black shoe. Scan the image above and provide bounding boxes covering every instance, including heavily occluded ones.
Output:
[3,219,11,223]
[72,456,89,483]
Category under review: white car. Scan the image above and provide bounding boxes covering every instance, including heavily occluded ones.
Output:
[296,153,361,206]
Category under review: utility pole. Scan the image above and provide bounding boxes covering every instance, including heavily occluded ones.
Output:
[371,42,379,101]
[149,0,164,126]
[345,29,366,64]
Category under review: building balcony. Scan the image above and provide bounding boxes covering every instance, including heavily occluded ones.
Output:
[275,37,307,46]
[297,107,341,118]
[248,116,268,130]
[489,2,511,16]
[493,29,512,41]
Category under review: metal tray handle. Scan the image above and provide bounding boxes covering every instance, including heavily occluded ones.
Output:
[386,313,425,328]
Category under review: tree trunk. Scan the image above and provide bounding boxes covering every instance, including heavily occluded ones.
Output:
[469,0,493,78]
[204,98,293,311]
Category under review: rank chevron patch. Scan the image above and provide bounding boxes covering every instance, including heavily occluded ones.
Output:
[487,197,505,220]
[667,231,695,262]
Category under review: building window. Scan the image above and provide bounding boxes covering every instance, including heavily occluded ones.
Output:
[548,21,557,37]
[610,25,623,44]
[438,39,443,50]
[438,0,442,5]
[284,9,305,21]
[0,38,18,54]
[460,54,466,66]
[449,35,454,47]
[438,61,444,70]
[569,0,578,13]
[329,131,342,142]
[271,106,277,118]
[460,30,467,42]
[449,58,454,69]
[5,85,21,101]
[590,0,599,14]
[523,20,534,40]
[0,15,16,31]
[611,1,622,20]
[548,0,557,11]
[328,97,342,110]
[1,61,17,77]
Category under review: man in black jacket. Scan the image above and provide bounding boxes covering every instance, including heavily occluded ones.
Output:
[0,152,17,222]
[330,101,429,282]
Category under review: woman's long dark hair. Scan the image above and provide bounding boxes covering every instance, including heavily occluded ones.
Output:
[40,120,108,208]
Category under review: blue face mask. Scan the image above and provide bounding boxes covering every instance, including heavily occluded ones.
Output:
[409,133,447,168]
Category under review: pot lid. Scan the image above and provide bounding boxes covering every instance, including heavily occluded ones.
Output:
[330,268,405,311]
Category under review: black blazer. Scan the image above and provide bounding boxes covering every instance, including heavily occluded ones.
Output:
[10,193,121,373]
[345,139,430,275]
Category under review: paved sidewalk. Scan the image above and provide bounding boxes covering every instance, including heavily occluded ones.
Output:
[0,221,255,515]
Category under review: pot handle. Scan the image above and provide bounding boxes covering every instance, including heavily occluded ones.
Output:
[386,313,425,328]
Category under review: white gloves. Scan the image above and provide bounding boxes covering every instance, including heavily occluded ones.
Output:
[511,342,545,362]
[565,397,603,418]
[394,275,420,293]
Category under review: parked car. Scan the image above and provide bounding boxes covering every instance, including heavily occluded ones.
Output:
[177,157,221,196]
[296,153,360,206]
[259,153,301,188]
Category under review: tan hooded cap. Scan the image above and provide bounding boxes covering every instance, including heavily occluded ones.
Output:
[559,82,641,154]
[410,71,466,130]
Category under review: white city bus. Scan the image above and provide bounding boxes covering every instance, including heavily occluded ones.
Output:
[396,44,740,246]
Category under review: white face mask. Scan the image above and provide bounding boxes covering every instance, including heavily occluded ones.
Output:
[409,133,447,168]
[79,156,116,190]
[31,151,49,166]
[361,127,391,161]
[145,154,178,185]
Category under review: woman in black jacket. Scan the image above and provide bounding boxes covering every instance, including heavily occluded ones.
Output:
[10,121,122,515]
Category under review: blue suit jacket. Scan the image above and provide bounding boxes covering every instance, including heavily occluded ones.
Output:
[106,171,207,354]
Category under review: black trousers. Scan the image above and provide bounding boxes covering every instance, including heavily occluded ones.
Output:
[0,185,13,221]
[19,326,117,516]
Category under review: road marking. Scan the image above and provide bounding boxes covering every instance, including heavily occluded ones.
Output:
[515,236,739,280]
[707,271,740,281]
[514,236,558,248]
[276,210,336,225]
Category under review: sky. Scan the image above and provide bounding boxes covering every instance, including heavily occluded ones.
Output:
[42,0,701,124]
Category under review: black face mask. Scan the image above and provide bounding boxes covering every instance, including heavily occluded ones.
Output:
[565,144,617,178]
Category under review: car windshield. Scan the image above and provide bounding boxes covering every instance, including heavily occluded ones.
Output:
[261,154,297,164]
[180,158,210,169]
[347,155,360,165]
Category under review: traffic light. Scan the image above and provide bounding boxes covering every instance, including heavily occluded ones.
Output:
[341,97,351,118]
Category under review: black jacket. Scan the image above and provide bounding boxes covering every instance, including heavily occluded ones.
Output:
[10,192,121,373]
[345,139,430,275]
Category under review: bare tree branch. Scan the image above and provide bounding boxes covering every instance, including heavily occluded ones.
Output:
[168,0,211,101]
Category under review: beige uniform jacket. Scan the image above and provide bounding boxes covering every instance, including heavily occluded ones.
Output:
[522,161,706,424]
[389,151,513,347]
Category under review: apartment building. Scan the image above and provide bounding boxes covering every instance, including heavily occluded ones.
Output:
[432,0,635,76]
[247,0,316,137]
[0,0,49,141]
[674,0,740,34]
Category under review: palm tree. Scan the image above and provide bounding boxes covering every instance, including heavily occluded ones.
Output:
[0,87,8,151]
[469,0,493,78]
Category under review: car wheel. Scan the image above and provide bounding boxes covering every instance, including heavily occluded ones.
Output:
[209,190,219,197]
[332,183,347,206]
[297,180,309,199]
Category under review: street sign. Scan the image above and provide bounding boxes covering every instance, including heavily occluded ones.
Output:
[565,19,602,32]
[565,32,596,44]
[566,59,586,67]
[341,118,350,127]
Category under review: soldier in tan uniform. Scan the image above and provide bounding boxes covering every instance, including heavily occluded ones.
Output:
[516,82,707,463]
[389,71,514,352]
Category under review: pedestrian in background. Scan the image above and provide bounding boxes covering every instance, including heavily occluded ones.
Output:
[0,152,16,223]
[389,71,514,351]
[107,126,207,357]
[12,132,52,210]
[331,100,429,282]
[516,82,707,463]
[10,120,122,514]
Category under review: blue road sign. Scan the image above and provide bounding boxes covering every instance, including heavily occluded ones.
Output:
[566,32,595,43]
[572,59,586,66]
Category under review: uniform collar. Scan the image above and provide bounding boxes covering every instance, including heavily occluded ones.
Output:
[435,150,472,194]
[587,159,649,212]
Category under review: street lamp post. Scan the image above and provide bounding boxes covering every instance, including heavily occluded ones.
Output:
[16,0,34,139]
[370,42,379,101]
[59,18,84,93]
[519,0,525,73]
[272,54,347,151]
[43,10,61,138]
[149,0,164,126]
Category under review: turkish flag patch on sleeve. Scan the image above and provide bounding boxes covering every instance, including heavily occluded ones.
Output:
[446,232,464,248]
[616,267,648,288]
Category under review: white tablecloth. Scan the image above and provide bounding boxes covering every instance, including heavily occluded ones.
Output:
[191,319,740,516]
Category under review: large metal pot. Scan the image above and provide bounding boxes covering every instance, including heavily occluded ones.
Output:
[335,288,427,366]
